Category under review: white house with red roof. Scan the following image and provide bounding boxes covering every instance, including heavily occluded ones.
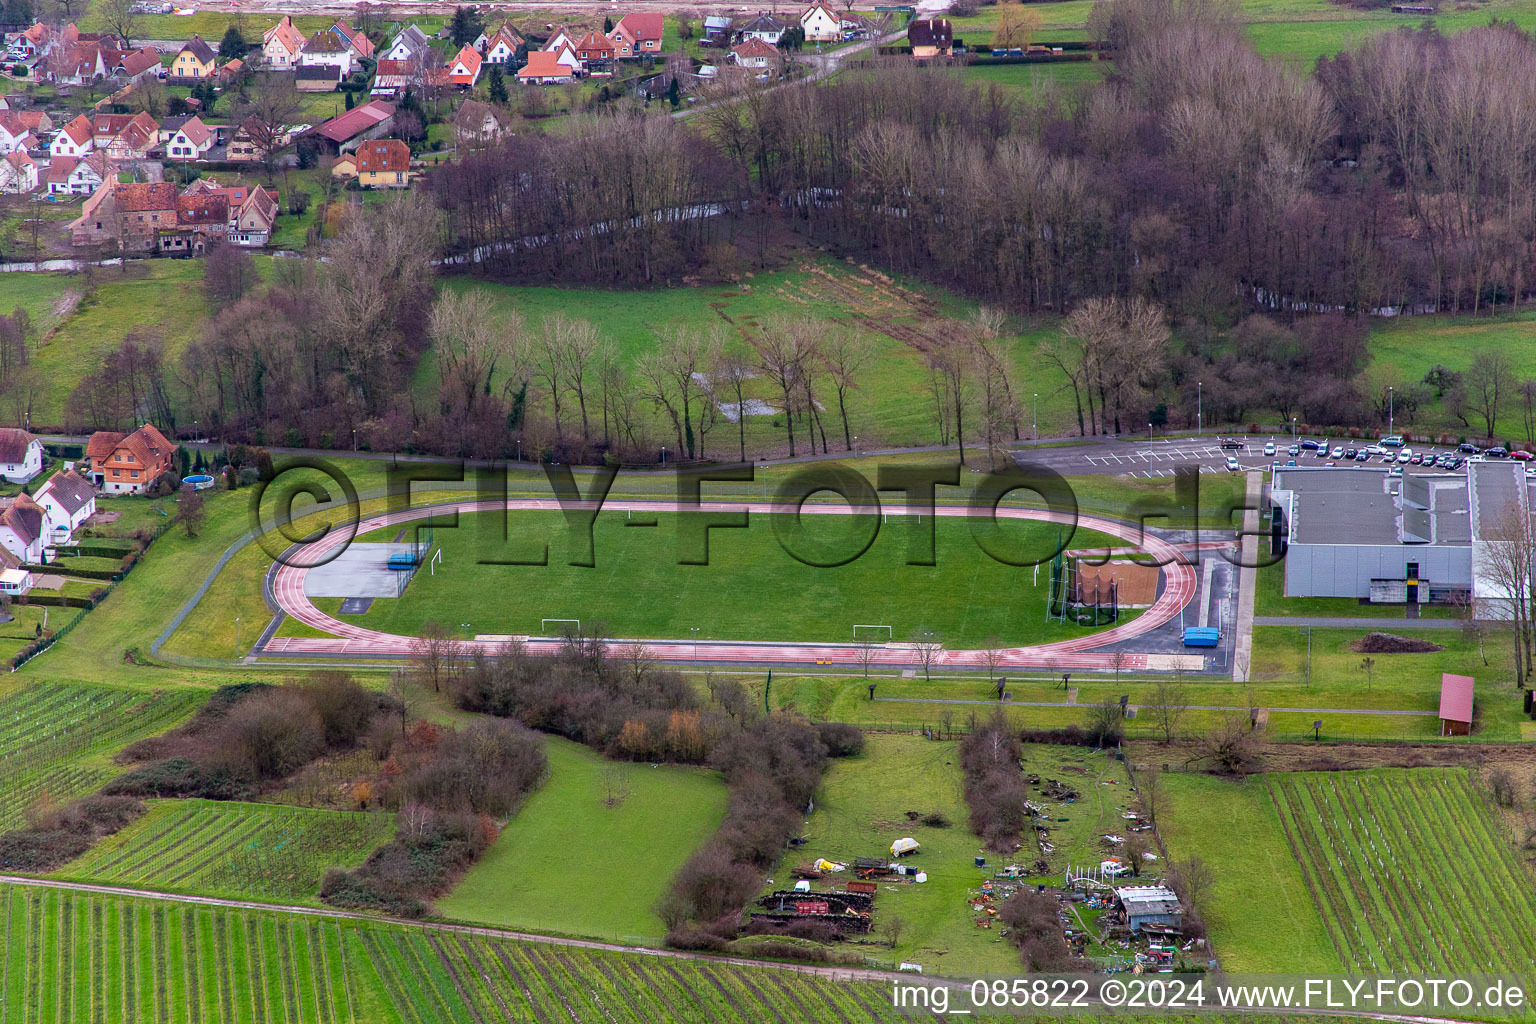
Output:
[609,13,664,57]
[34,469,96,542]
[446,44,482,87]
[45,152,110,196]
[517,49,577,84]
[731,37,781,69]
[0,429,42,484]
[800,3,843,42]
[263,15,306,69]
[0,151,38,194]
[51,114,94,159]
[482,23,525,63]
[166,116,214,160]
[543,26,579,53]
[0,493,46,565]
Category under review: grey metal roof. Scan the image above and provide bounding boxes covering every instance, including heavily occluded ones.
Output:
[1273,468,1471,548]
[1470,461,1525,540]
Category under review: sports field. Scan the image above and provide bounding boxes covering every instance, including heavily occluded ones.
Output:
[338,510,1131,648]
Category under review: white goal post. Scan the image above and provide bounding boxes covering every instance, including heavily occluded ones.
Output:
[429,548,443,576]
[853,624,893,644]
[541,618,581,636]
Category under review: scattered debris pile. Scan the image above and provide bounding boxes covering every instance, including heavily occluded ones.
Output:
[1349,632,1444,654]
[750,887,875,935]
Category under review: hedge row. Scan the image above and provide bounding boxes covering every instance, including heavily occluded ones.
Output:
[23,564,121,581]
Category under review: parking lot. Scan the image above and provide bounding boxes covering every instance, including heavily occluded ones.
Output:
[1063,437,1513,478]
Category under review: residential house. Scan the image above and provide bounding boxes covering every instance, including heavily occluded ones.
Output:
[543,26,579,54]
[262,15,306,69]
[355,138,410,188]
[296,64,343,92]
[11,22,52,58]
[298,28,355,76]
[104,45,162,83]
[227,116,289,162]
[159,191,228,253]
[0,494,45,565]
[329,19,374,60]
[737,13,787,45]
[44,152,110,196]
[382,24,432,62]
[0,110,51,136]
[0,428,42,483]
[0,150,37,193]
[800,3,842,42]
[0,114,38,154]
[517,49,576,84]
[907,18,952,58]
[0,569,33,597]
[171,35,217,78]
[164,115,213,160]
[481,22,525,63]
[369,59,418,97]
[446,44,482,87]
[69,180,177,251]
[330,153,357,179]
[50,113,93,159]
[226,185,278,246]
[34,469,95,543]
[94,111,159,160]
[218,57,244,82]
[572,30,615,74]
[730,37,781,69]
[84,424,178,495]
[609,13,664,57]
[453,100,505,146]
[306,99,395,154]
[703,16,733,44]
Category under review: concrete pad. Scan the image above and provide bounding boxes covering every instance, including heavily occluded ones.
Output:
[304,543,419,599]
[338,597,374,615]
[1142,653,1207,671]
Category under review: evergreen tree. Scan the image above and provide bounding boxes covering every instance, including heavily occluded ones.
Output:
[666,76,680,107]
[345,89,355,110]
[603,15,613,31]
[219,24,246,59]
[450,6,484,46]
[487,64,507,104]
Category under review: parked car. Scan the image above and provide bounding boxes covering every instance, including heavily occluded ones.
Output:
[1355,451,1369,462]
[1225,456,1240,472]
[1459,442,1480,453]
[1410,453,1423,464]
[1511,450,1533,461]
[1288,444,1300,456]
[1300,439,1322,450]
[1487,447,1509,458]
[1396,451,1411,464]
[1380,435,1405,447]
[1345,448,1357,459]
[1220,438,1244,450]
[1263,442,1276,456]
[1331,447,1344,458]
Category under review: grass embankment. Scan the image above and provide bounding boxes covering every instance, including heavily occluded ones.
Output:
[437,737,726,942]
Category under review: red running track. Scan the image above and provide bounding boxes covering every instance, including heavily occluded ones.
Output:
[262,499,1201,670]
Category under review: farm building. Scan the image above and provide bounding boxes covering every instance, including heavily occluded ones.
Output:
[1114,885,1182,934]
[1269,463,1531,616]
[1438,672,1473,736]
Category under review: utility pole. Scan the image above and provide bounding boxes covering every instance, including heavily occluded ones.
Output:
[1389,386,1394,437]
[1197,381,1202,436]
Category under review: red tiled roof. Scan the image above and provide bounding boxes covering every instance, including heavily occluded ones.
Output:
[732,38,780,58]
[574,31,614,54]
[1,494,44,547]
[1439,673,1474,724]
[175,193,229,226]
[0,428,36,464]
[114,182,177,213]
[60,114,93,146]
[85,431,125,459]
[356,138,409,173]
[615,13,664,41]
[518,50,572,78]
[38,469,94,516]
[315,100,394,143]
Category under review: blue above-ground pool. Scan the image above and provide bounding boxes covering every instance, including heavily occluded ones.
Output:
[183,474,215,490]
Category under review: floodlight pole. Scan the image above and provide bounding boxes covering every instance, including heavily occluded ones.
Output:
[234,616,240,660]
[462,621,471,640]
[1389,386,1394,437]
[1033,393,1038,447]
[691,626,699,663]
[1197,381,1202,436]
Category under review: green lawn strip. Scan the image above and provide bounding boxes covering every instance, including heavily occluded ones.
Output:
[347,508,1124,649]
[1156,772,1336,974]
[439,737,725,942]
[1255,560,1460,618]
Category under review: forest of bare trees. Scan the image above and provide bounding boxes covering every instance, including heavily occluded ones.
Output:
[57,0,1536,460]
